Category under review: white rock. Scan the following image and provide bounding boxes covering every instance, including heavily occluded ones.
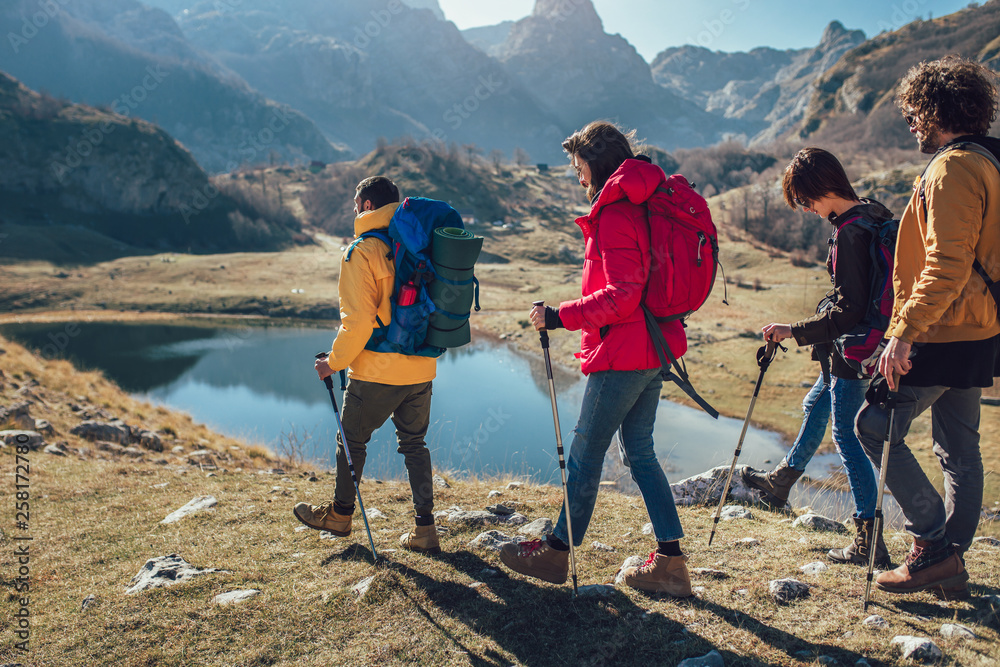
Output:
[487,490,503,499]
[800,561,829,575]
[214,589,259,606]
[160,496,218,524]
[769,578,810,603]
[365,507,387,521]
[614,555,644,586]
[670,466,760,506]
[125,554,226,595]
[890,636,942,662]
[432,474,450,489]
[676,649,724,667]
[940,623,976,640]
[43,443,67,456]
[469,582,485,589]
[291,552,305,558]
[720,505,753,521]
[736,537,760,547]
[294,526,309,532]
[81,594,97,612]
[505,481,522,490]
[972,536,1000,547]
[792,513,848,533]
[591,541,615,552]
[863,615,889,630]
[577,584,615,598]
[642,522,653,535]
[467,530,515,552]
[518,517,553,538]
[352,576,375,599]
[152,483,168,488]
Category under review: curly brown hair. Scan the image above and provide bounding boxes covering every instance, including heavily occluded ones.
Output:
[895,55,998,136]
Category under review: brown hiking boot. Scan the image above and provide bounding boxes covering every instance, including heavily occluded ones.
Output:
[293,501,352,536]
[876,539,968,595]
[621,552,693,597]
[400,523,441,555]
[499,538,569,584]
[740,460,803,509]
[828,517,890,567]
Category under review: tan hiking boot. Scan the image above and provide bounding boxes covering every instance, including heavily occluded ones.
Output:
[293,501,351,536]
[400,524,441,554]
[740,460,803,509]
[876,539,968,595]
[621,552,693,597]
[828,517,890,567]
[499,538,569,584]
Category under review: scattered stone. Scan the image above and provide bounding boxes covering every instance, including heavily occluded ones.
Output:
[769,578,810,603]
[435,507,527,527]
[792,513,848,534]
[676,649,724,667]
[642,522,653,535]
[591,541,615,552]
[691,568,728,579]
[81,594,97,612]
[365,507,387,521]
[855,660,871,667]
[352,576,375,600]
[972,536,1000,547]
[270,468,286,475]
[818,657,838,666]
[469,582,485,590]
[96,441,144,458]
[670,466,760,506]
[614,556,644,585]
[136,430,163,452]
[719,505,753,521]
[480,568,499,577]
[736,537,760,548]
[432,474,450,489]
[800,561,829,575]
[43,442,68,456]
[486,503,515,516]
[940,624,976,640]
[171,445,185,454]
[160,496,218,524]
[0,402,34,430]
[467,530,515,552]
[577,584,615,598]
[518,517,553,538]
[863,615,889,630]
[125,554,226,595]
[487,490,503,499]
[70,420,130,445]
[794,650,813,659]
[890,636,942,662]
[0,430,44,450]
[291,552,305,558]
[214,589,259,606]
[34,419,55,436]
[505,481,522,490]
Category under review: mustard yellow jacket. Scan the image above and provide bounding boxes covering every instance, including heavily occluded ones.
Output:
[890,145,1000,344]
[326,203,436,385]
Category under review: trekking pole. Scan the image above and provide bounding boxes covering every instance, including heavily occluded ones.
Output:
[316,353,381,564]
[708,340,784,546]
[863,375,897,611]
[533,300,578,597]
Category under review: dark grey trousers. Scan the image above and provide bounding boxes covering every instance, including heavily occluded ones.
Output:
[333,379,434,517]
[855,384,983,553]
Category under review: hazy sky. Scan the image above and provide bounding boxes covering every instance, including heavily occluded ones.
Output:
[437,0,975,60]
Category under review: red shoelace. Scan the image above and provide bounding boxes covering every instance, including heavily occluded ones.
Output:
[518,539,545,557]
[639,551,658,572]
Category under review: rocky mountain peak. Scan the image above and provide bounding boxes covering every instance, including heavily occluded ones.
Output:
[819,20,866,49]
[530,0,603,32]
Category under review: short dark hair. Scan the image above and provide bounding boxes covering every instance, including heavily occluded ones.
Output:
[781,147,857,210]
[356,176,400,210]
[562,121,636,200]
[896,55,998,136]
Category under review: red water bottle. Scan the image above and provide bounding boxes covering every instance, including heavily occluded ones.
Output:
[398,281,417,306]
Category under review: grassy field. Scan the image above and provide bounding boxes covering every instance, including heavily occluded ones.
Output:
[0,317,999,666]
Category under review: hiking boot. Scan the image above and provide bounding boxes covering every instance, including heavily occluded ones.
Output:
[828,517,890,567]
[740,460,803,509]
[621,552,693,597]
[400,523,441,555]
[499,538,569,584]
[293,501,351,536]
[875,538,968,595]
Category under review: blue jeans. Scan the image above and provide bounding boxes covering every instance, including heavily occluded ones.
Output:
[785,374,876,518]
[553,368,684,546]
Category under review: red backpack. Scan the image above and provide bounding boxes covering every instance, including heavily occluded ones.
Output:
[641,175,724,418]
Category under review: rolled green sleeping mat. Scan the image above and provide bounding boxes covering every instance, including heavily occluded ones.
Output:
[426,227,483,348]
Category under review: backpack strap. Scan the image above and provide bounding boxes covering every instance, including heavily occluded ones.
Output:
[345,229,392,262]
[642,304,719,419]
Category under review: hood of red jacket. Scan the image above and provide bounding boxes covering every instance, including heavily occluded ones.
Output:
[594,158,668,211]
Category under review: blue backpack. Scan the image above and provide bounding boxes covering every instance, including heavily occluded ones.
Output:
[345,197,478,357]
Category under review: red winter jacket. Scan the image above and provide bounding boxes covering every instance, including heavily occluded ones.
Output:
[558,159,688,374]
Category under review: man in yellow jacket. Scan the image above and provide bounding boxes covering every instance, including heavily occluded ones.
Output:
[294,176,441,554]
[856,56,1000,600]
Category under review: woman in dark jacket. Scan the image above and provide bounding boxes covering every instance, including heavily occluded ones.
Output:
[741,147,892,566]
[499,121,692,596]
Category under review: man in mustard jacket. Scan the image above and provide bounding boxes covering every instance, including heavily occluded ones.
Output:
[856,56,1000,600]
[294,176,441,554]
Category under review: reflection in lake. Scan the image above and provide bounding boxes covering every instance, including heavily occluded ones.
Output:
[1,321,888,520]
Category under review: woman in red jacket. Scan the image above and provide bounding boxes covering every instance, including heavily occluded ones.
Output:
[499,121,692,596]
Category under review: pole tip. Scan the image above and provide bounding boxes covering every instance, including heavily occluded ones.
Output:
[532,300,544,307]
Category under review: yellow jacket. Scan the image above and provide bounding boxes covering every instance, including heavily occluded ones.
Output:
[326,203,437,385]
[890,145,1000,344]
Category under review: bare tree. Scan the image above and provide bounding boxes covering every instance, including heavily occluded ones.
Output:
[489,149,505,174]
[513,146,531,166]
